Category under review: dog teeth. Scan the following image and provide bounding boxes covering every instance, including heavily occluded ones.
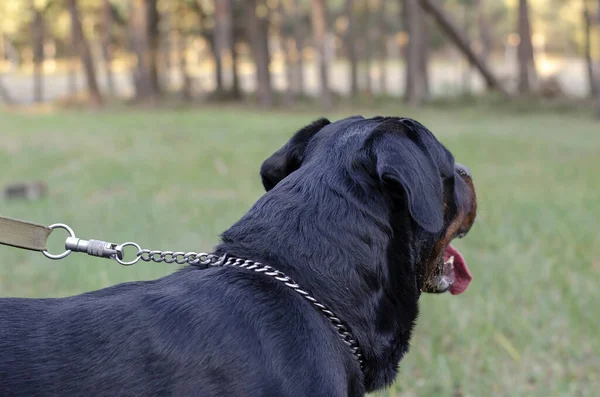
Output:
[437,277,450,290]
[444,255,454,266]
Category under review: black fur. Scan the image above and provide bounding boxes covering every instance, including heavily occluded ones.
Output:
[0,116,469,396]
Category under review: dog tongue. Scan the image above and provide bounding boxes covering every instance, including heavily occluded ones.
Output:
[445,244,472,295]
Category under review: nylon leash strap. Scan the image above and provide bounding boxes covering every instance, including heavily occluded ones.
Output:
[0,216,51,252]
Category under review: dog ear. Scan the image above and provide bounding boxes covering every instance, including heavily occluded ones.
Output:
[373,121,445,233]
[260,118,331,191]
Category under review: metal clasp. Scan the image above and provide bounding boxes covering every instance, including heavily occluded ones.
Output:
[65,237,124,261]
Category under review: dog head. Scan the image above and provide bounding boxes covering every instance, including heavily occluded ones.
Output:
[260,116,477,295]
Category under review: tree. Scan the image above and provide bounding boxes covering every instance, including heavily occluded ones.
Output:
[67,35,79,98]
[418,4,430,100]
[191,0,224,94]
[402,0,430,102]
[376,0,388,95]
[146,0,161,95]
[311,0,332,109]
[68,0,102,105]
[404,0,421,105]
[475,0,492,62]
[583,1,597,98]
[275,1,294,105]
[130,0,151,99]
[102,0,115,96]
[595,0,600,120]
[228,0,243,99]
[213,0,241,98]
[517,0,537,94]
[363,2,377,95]
[215,0,236,97]
[419,0,508,95]
[244,0,273,106]
[462,1,473,94]
[344,0,358,98]
[30,0,44,103]
[174,0,191,100]
[129,0,161,100]
[289,0,305,97]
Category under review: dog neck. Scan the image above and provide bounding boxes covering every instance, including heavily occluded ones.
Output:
[216,176,421,392]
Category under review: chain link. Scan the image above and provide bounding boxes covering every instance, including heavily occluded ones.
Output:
[135,249,219,267]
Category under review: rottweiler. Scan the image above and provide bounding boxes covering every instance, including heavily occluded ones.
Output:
[0,116,476,397]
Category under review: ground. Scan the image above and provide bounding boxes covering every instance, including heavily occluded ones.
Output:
[0,105,598,396]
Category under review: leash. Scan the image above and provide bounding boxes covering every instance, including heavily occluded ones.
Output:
[0,215,365,369]
[0,216,215,266]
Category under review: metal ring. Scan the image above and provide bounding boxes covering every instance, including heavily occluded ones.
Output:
[173,252,187,265]
[42,223,76,260]
[138,249,151,262]
[150,250,163,263]
[162,251,176,264]
[115,242,142,266]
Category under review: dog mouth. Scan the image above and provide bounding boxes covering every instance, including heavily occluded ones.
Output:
[440,244,472,294]
[421,242,472,295]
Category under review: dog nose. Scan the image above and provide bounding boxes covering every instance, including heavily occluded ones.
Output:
[455,163,472,179]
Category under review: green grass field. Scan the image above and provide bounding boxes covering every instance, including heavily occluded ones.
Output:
[1,105,598,396]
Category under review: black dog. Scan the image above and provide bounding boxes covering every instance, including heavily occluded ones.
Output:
[0,116,476,396]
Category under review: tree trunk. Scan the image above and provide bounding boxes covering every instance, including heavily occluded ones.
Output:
[230,30,241,98]
[583,3,597,98]
[517,0,536,94]
[377,1,388,95]
[276,2,294,105]
[67,40,78,97]
[344,0,359,98]
[462,3,472,94]
[102,0,115,96]
[212,33,224,93]
[404,0,421,105]
[596,1,600,120]
[311,0,332,109]
[475,0,492,62]
[364,5,376,96]
[130,0,153,100]
[419,0,508,95]
[364,41,373,96]
[419,8,430,100]
[68,0,102,105]
[146,0,161,96]
[228,0,241,98]
[190,0,222,94]
[177,33,191,101]
[244,0,273,107]
[290,0,305,97]
[215,0,236,95]
[30,2,44,103]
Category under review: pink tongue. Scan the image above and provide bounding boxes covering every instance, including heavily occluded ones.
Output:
[445,244,472,295]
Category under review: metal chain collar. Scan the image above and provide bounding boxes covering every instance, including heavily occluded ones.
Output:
[132,250,364,369]
[41,229,364,370]
[199,254,364,369]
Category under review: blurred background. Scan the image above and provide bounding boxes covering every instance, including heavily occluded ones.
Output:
[0,0,599,396]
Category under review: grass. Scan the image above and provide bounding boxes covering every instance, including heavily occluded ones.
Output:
[0,104,598,396]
